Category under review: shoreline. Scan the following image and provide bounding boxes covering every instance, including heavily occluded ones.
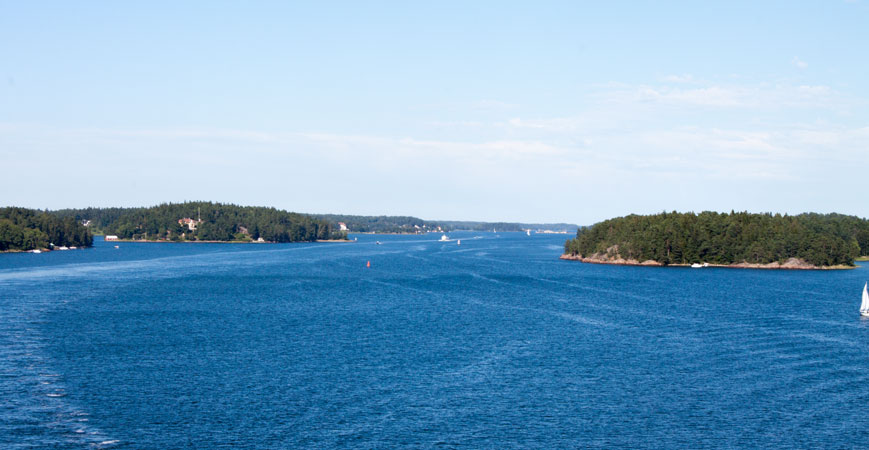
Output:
[106,239,354,244]
[560,254,855,270]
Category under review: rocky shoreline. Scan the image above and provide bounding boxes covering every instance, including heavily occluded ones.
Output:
[559,253,854,270]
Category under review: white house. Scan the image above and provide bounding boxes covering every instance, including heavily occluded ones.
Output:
[178,218,200,231]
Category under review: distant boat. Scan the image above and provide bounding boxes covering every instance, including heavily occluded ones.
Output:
[526,230,531,236]
[457,239,461,246]
[691,263,702,268]
[113,245,119,249]
[375,241,382,245]
[30,249,42,254]
[440,234,449,242]
[861,282,869,317]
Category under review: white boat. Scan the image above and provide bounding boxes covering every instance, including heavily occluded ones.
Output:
[457,239,461,246]
[691,263,703,268]
[526,230,531,236]
[439,234,449,242]
[861,282,869,317]
[30,249,42,254]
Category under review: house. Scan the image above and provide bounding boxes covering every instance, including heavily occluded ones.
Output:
[178,218,200,231]
[338,222,349,231]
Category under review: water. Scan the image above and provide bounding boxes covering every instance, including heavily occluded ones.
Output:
[2,233,869,448]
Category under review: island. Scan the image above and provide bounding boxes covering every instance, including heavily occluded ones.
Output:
[562,211,869,269]
[0,207,93,252]
[310,214,578,234]
[53,202,346,243]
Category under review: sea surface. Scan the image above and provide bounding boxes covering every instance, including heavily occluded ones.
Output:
[2,233,869,449]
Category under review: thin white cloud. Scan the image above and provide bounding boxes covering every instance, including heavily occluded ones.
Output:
[792,56,808,69]
[470,99,517,110]
[604,83,838,109]
[661,74,695,83]
[2,72,866,221]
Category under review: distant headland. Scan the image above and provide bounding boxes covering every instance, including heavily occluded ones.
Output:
[562,211,869,270]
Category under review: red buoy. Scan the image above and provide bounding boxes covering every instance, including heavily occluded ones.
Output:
[366,260,371,268]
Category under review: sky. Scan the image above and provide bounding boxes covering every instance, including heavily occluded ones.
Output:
[2,1,868,224]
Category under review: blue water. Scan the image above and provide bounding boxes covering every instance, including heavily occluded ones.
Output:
[2,233,869,448]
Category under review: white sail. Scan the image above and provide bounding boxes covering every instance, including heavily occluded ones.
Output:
[862,282,869,313]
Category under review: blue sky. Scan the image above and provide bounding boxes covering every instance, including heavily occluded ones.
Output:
[2,1,867,224]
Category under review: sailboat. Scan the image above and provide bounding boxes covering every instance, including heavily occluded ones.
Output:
[861,282,869,317]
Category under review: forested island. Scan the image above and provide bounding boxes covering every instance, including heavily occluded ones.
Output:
[563,211,869,269]
[300,214,577,234]
[0,207,93,252]
[54,202,345,243]
[44,203,576,240]
[437,220,577,233]
[312,214,439,234]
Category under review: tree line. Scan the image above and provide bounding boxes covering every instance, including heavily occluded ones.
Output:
[57,202,346,243]
[439,220,578,232]
[313,214,437,233]
[0,207,93,251]
[564,211,869,267]
[310,214,579,233]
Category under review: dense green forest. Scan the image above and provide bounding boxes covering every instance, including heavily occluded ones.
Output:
[0,207,93,251]
[57,202,345,242]
[53,206,133,234]
[50,204,576,238]
[564,211,869,267]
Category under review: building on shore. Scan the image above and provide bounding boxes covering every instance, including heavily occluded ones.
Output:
[178,218,201,231]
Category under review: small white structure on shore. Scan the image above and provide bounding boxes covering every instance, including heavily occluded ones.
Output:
[178,218,200,231]
[105,235,119,241]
